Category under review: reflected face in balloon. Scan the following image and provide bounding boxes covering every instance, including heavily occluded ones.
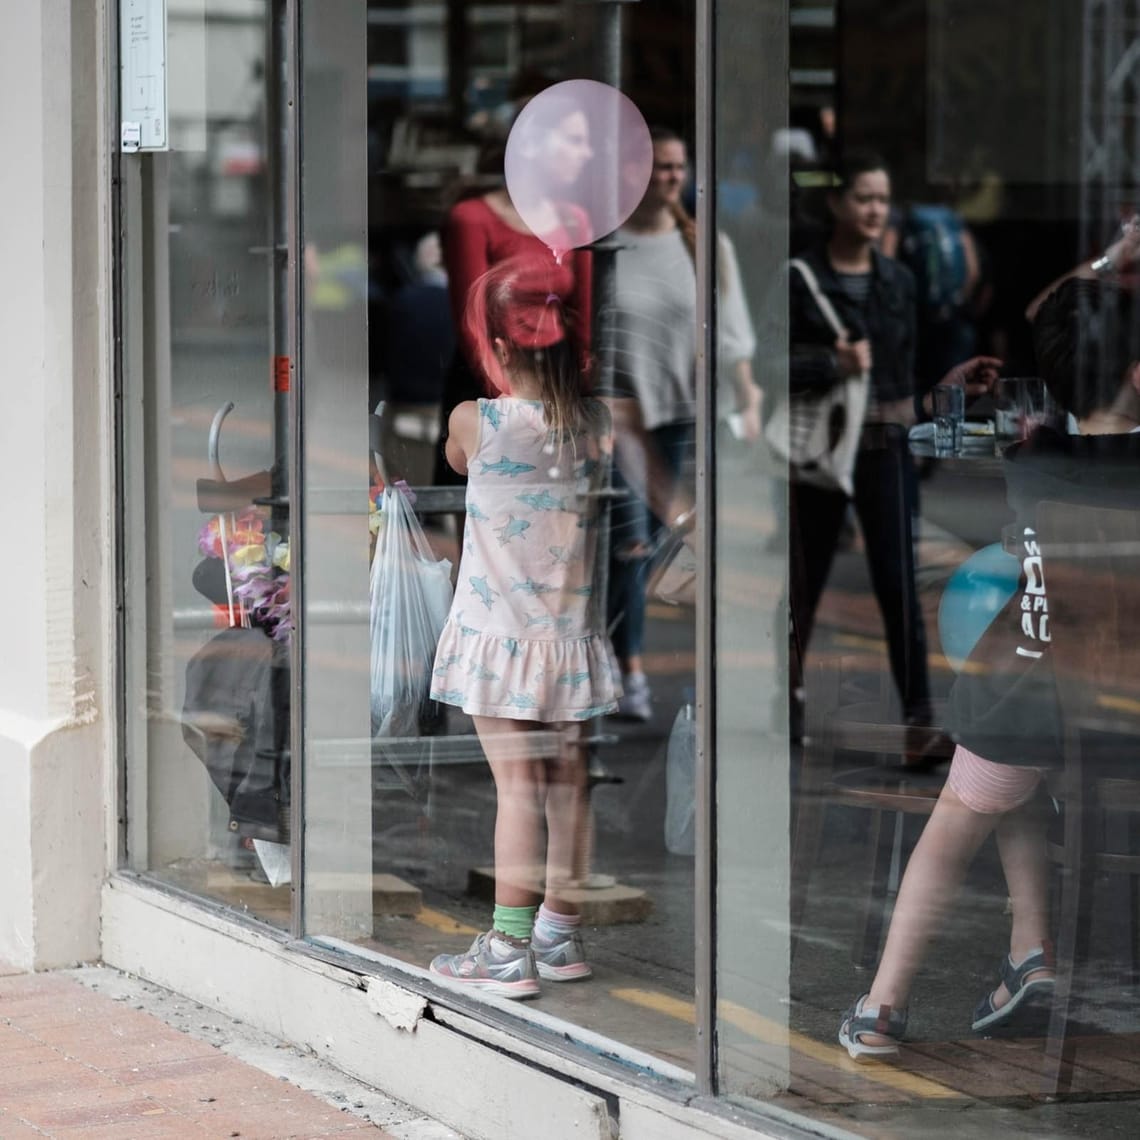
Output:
[541,111,594,186]
[643,140,687,209]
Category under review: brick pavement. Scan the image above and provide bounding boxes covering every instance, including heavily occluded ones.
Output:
[0,965,395,1139]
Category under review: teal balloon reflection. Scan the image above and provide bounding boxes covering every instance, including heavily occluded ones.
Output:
[937,543,1020,672]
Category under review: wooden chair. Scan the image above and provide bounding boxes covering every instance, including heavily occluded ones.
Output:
[790,656,947,968]
[1036,500,1140,1098]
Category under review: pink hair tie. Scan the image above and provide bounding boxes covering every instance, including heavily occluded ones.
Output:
[545,293,560,305]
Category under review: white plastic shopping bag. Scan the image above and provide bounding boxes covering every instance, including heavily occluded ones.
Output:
[369,485,453,737]
[664,703,696,856]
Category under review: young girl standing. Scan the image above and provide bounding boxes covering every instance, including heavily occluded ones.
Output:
[429,254,618,999]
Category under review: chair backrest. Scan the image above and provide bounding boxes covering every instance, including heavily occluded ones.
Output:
[1037,500,1140,767]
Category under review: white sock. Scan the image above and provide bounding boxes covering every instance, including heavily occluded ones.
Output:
[534,904,579,943]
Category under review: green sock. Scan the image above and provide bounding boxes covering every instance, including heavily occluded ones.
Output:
[493,904,537,941]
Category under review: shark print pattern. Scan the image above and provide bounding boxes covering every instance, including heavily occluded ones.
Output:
[494,516,531,545]
[434,652,465,676]
[516,490,567,512]
[511,577,556,596]
[430,397,618,722]
[524,613,575,634]
[574,705,617,721]
[454,611,480,636]
[479,455,537,478]
[556,671,592,689]
[469,575,500,610]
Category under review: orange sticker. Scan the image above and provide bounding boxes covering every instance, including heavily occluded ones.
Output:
[273,355,291,393]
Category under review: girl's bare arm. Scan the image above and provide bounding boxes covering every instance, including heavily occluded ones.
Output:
[445,401,480,477]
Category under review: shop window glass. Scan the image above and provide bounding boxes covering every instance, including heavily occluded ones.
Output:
[714,0,1140,1132]
[121,0,290,927]
[299,0,707,1080]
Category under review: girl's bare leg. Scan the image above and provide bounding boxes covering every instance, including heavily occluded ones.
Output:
[542,723,588,916]
[859,786,1052,1044]
[472,716,547,909]
[863,785,997,1019]
[989,801,1053,1008]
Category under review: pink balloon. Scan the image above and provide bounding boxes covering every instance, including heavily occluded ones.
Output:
[504,80,653,260]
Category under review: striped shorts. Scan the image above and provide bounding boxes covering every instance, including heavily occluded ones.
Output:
[946,744,1043,814]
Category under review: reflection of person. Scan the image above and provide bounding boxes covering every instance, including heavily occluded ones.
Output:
[786,153,929,732]
[882,199,982,390]
[605,127,761,719]
[839,277,1140,1058]
[435,98,595,486]
[428,256,616,998]
[375,232,453,407]
[371,233,456,483]
[785,152,998,740]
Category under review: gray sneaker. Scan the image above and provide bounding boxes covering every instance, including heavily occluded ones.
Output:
[429,930,540,999]
[615,672,652,722]
[531,929,593,981]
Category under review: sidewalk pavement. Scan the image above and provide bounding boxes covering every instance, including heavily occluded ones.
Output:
[0,963,459,1139]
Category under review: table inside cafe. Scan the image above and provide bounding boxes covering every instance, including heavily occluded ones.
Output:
[908,418,1002,463]
[913,376,1063,464]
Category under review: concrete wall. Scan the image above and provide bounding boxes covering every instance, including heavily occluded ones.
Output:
[0,0,113,969]
[104,878,783,1140]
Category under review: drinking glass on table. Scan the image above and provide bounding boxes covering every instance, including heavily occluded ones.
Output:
[932,383,965,457]
[993,377,1058,454]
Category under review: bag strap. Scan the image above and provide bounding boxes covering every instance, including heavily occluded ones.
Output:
[790,258,849,342]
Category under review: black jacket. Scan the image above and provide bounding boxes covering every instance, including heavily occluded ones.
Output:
[946,428,1140,769]
[183,626,290,840]
[787,245,917,405]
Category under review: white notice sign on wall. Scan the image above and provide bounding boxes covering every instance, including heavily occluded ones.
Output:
[120,0,168,151]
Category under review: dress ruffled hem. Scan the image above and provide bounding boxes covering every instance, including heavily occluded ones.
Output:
[430,621,619,723]
[431,695,620,723]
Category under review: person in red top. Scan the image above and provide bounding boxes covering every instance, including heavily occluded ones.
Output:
[445,193,593,361]
[435,95,595,483]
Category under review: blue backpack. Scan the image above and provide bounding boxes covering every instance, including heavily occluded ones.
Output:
[899,204,969,322]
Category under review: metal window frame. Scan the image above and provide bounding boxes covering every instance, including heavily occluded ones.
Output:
[109,0,128,870]
[694,0,719,1100]
[283,0,307,943]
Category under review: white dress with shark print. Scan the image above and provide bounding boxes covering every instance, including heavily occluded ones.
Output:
[430,397,619,722]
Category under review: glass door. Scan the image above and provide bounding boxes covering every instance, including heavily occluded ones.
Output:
[297,0,710,1080]
[121,0,294,930]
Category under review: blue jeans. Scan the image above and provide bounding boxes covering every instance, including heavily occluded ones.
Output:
[607,421,694,662]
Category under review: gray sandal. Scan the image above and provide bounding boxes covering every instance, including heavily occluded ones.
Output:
[971,943,1056,1033]
[838,994,908,1059]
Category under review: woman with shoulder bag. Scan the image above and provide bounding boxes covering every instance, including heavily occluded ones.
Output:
[779,152,997,740]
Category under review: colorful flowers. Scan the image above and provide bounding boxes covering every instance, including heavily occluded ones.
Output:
[198,480,404,641]
[199,508,292,641]
[369,481,386,535]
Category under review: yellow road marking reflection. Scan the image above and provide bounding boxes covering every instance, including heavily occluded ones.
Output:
[609,987,961,1101]
[1098,693,1140,716]
[415,907,480,936]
